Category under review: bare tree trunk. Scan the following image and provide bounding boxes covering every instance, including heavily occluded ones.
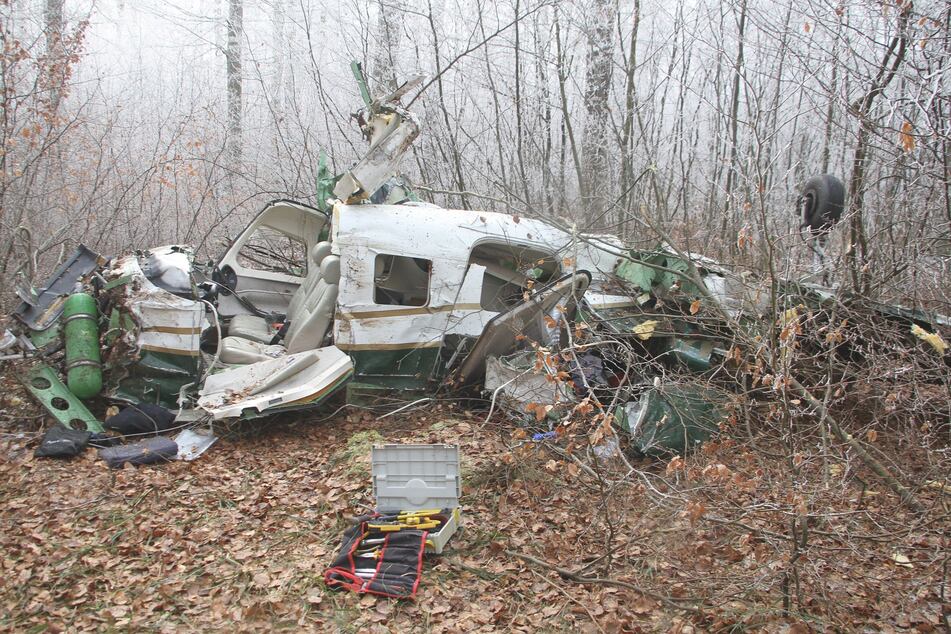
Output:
[705,6,727,227]
[618,0,640,231]
[44,0,65,114]
[226,0,243,168]
[426,0,469,208]
[533,9,555,215]
[477,3,511,210]
[820,18,843,175]
[270,0,288,157]
[513,0,532,206]
[720,0,748,245]
[581,0,616,221]
[846,3,911,294]
[371,0,403,93]
[555,9,584,212]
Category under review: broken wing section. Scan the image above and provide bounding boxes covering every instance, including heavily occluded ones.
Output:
[12,245,107,345]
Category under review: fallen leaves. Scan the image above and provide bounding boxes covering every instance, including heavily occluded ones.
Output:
[0,385,947,632]
[911,323,947,354]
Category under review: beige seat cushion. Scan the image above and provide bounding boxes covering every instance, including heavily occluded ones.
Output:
[227,314,273,344]
[219,254,341,364]
[287,242,331,321]
[219,336,285,365]
[225,241,332,343]
[285,255,339,354]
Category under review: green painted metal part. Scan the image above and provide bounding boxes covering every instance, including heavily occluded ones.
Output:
[62,293,102,399]
[22,363,104,432]
[104,308,135,346]
[615,384,725,457]
[28,326,60,350]
[615,250,704,298]
[349,348,441,384]
[102,274,134,291]
[315,150,339,216]
[109,349,201,410]
[345,381,429,407]
[669,338,715,372]
[345,348,441,404]
[615,258,657,292]
[350,60,373,108]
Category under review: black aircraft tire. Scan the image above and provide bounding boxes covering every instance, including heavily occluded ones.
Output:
[800,174,845,233]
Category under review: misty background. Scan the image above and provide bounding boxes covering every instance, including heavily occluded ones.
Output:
[1,0,948,309]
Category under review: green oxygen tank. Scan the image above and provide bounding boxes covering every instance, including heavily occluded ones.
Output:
[62,292,102,399]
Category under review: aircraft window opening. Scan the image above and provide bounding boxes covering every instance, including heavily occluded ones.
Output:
[469,243,560,312]
[236,226,308,277]
[374,254,431,306]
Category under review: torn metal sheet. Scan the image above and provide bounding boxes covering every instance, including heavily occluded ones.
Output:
[454,272,591,386]
[485,351,573,417]
[174,427,218,460]
[333,109,421,204]
[107,249,208,357]
[140,245,194,297]
[13,245,106,331]
[0,329,16,351]
[102,249,208,407]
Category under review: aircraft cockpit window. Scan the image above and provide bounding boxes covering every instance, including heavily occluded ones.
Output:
[236,226,308,277]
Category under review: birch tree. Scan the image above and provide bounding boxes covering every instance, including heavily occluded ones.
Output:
[226,0,243,167]
[581,0,616,218]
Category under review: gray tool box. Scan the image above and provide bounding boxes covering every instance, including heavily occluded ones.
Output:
[371,444,461,554]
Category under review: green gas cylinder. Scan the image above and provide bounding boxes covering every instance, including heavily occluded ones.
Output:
[62,292,102,399]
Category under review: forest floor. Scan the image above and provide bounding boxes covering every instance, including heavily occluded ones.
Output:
[0,372,948,633]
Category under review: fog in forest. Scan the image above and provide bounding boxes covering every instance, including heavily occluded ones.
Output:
[1,0,948,307]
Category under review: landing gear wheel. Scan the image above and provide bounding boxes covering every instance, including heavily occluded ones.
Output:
[799,174,845,234]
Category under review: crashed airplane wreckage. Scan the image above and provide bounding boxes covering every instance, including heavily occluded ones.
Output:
[5,68,949,464]
[4,72,626,451]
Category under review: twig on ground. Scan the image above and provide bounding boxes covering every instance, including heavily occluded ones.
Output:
[506,549,702,614]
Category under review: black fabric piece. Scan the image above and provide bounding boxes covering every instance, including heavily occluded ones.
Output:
[34,425,92,458]
[88,432,121,448]
[570,352,607,393]
[269,320,290,345]
[99,437,178,468]
[103,403,176,436]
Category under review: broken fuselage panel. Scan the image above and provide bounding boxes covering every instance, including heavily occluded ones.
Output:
[100,246,208,409]
[103,198,622,418]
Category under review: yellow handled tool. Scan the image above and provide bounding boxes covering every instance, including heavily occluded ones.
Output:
[397,509,441,519]
[368,518,441,532]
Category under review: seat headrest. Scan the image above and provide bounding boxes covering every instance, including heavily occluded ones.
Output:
[320,254,341,284]
[311,241,332,266]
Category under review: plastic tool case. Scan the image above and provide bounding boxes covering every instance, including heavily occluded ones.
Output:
[371,444,461,553]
